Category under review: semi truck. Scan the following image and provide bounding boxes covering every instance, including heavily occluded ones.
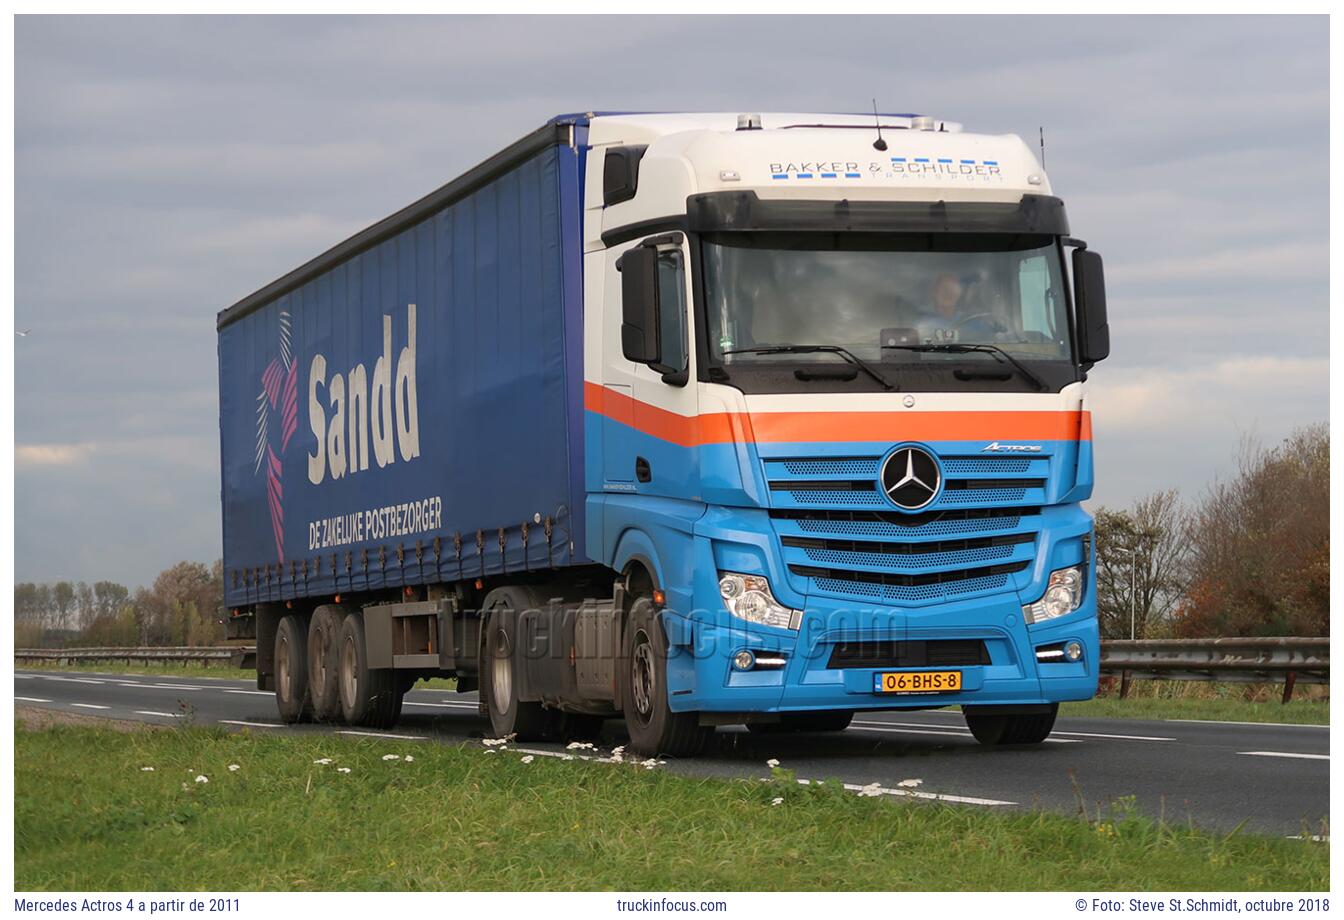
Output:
[217,111,1109,755]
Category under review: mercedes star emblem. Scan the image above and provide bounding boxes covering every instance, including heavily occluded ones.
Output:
[880,446,941,510]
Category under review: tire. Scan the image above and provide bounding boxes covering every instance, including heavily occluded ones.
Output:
[621,596,710,757]
[307,605,344,722]
[336,612,400,729]
[963,704,1058,745]
[480,586,562,742]
[274,613,312,724]
[748,710,854,734]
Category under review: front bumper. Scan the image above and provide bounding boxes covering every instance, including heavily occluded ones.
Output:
[663,531,1099,714]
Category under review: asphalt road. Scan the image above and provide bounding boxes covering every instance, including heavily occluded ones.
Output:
[15,668,1329,837]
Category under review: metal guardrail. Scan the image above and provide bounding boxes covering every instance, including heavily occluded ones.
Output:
[15,638,1329,701]
[1100,637,1328,702]
[15,646,255,668]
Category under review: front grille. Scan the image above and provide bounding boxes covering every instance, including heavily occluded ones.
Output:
[827,639,991,669]
[791,560,1029,587]
[767,451,1048,604]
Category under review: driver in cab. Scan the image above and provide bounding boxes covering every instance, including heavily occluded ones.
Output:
[913,272,1003,344]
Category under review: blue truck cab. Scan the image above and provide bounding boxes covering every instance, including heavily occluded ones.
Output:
[218,111,1110,754]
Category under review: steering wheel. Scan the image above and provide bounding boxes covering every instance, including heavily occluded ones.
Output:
[954,312,1002,331]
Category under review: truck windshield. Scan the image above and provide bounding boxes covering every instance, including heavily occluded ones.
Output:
[701,232,1074,382]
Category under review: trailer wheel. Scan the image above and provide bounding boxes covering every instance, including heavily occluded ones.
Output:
[336,612,399,729]
[748,710,854,733]
[480,587,560,741]
[274,614,312,723]
[621,596,709,757]
[307,605,344,722]
[963,704,1058,745]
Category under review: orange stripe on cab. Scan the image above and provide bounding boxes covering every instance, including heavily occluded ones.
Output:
[583,382,1091,446]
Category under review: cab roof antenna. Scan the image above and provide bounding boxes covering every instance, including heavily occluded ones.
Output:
[1039,126,1047,168]
[871,99,887,152]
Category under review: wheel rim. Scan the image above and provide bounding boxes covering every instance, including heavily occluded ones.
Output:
[341,635,357,708]
[492,631,512,712]
[631,630,655,722]
[277,635,290,698]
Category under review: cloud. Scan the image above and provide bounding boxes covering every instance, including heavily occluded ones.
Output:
[15,442,95,468]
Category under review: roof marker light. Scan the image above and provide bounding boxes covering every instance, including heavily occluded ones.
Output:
[736,113,762,131]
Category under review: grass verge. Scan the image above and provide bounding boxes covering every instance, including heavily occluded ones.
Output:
[1062,696,1328,725]
[15,716,1327,892]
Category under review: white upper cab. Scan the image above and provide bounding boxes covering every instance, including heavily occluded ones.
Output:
[583,111,1052,243]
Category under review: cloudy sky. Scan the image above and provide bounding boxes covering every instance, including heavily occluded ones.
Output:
[14,15,1328,588]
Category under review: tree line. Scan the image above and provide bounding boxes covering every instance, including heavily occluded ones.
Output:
[13,425,1328,647]
[14,561,224,648]
[1095,424,1328,639]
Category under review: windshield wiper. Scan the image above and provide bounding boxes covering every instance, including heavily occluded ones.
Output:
[722,344,896,390]
[881,343,1046,391]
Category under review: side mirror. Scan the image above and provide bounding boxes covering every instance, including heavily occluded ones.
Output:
[1072,248,1110,367]
[618,245,660,365]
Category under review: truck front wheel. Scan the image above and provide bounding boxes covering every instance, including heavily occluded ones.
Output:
[274,613,312,724]
[963,704,1058,745]
[621,597,709,757]
[336,612,399,729]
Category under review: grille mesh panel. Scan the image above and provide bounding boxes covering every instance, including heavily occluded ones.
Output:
[942,457,1033,474]
[780,458,880,477]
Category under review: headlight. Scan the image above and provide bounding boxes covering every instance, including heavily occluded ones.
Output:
[1022,565,1084,625]
[718,572,802,630]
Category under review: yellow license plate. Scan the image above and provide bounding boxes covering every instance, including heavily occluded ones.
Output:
[874,671,962,694]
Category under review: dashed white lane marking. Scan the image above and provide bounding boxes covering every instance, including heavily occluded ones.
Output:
[70,703,110,710]
[850,721,1082,744]
[336,730,428,741]
[224,689,273,696]
[1047,729,1174,742]
[135,710,183,719]
[45,677,106,685]
[16,696,52,703]
[15,674,33,679]
[151,683,209,691]
[812,779,1016,807]
[403,701,472,709]
[1168,718,1328,729]
[1287,834,1329,841]
[1239,751,1329,761]
[219,719,286,728]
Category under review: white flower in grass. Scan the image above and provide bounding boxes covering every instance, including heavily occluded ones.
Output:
[482,737,510,748]
[381,754,401,761]
[337,767,351,774]
[483,749,499,755]
[896,779,922,788]
[641,758,660,770]
[313,758,333,765]
[140,766,155,772]
[404,755,414,762]
[194,775,209,784]
[520,755,535,764]
[771,797,784,806]
[227,764,240,772]
[566,741,595,751]
[857,782,883,798]
[766,759,780,769]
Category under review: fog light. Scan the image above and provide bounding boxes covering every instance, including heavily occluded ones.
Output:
[733,650,756,671]
[1065,640,1083,662]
